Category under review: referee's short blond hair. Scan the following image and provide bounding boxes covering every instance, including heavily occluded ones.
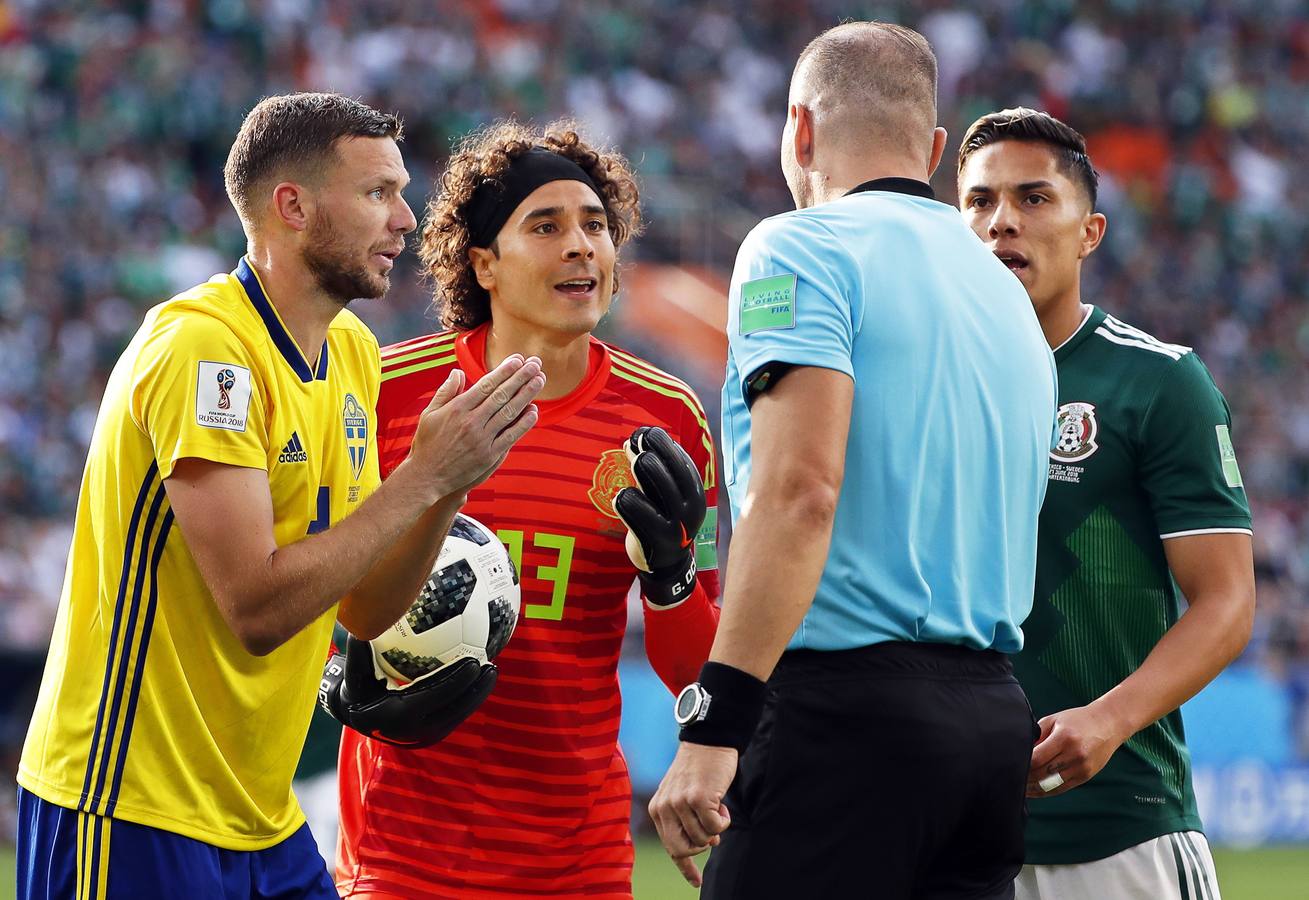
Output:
[789,22,938,151]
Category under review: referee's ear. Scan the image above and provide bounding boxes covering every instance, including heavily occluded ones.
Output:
[927,127,948,178]
[789,102,815,169]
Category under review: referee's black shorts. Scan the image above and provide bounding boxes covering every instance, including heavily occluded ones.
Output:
[702,641,1038,900]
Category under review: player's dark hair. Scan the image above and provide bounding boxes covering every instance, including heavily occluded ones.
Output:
[958,108,1099,208]
[419,119,642,331]
[224,92,403,227]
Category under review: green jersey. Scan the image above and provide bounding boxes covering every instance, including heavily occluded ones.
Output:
[1017,306,1251,865]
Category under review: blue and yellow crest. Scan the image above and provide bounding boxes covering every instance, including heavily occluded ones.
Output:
[342,393,368,480]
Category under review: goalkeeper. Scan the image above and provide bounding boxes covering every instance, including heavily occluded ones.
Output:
[323,120,721,900]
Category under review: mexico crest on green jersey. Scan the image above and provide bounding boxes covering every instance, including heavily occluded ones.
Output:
[1052,401,1098,462]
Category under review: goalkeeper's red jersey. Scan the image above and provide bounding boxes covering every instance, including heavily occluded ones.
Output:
[336,324,721,899]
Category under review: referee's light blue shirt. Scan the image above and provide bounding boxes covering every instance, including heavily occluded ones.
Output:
[721,178,1056,653]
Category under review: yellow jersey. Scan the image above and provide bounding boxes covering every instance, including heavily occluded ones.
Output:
[19,258,381,850]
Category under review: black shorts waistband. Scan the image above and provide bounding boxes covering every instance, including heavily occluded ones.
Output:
[771,641,1013,685]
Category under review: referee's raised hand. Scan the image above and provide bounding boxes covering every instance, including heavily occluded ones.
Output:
[648,742,738,886]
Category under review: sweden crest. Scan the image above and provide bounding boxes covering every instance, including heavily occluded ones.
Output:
[343,393,368,480]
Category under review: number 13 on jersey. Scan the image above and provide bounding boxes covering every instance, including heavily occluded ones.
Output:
[496,529,575,621]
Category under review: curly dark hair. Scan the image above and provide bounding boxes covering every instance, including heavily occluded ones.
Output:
[418,119,643,331]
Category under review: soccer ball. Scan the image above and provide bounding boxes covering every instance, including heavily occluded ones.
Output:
[370,513,520,687]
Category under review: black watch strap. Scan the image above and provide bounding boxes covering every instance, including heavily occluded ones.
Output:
[677,661,767,753]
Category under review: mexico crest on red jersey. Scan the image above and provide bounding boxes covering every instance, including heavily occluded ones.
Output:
[588,448,636,519]
[1052,401,1099,462]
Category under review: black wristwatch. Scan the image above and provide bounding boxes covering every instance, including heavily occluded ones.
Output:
[674,681,712,727]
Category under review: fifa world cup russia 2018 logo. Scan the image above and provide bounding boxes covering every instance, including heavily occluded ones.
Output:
[216,369,236,410]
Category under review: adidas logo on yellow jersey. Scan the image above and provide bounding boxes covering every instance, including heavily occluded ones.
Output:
[278,431,308,464]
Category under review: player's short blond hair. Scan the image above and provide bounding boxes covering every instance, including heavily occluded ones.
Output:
[418,120,642,331]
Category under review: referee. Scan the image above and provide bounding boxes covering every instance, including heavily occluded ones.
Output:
[649,22,1057,899]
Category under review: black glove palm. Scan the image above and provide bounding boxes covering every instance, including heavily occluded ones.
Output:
[613,426,707,606]
[319,635,497,748]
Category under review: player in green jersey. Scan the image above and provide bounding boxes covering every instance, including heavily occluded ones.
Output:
[957,108,1256,900]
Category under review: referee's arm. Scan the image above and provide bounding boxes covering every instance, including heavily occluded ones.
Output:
[709,365,852,679]
[649,363,852,885]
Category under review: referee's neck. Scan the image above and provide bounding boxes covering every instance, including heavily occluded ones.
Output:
[806,166,931,207]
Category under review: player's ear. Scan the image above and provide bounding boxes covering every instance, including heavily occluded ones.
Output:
[1079,211,1107,260]
[468,245,497,292]
[271,181,310,232]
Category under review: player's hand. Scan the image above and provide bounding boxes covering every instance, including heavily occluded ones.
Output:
[614,426,706,606]
[319,635,497,747]
[1027,703,1129,798]
[648,742,737,887]
[405,355,545,501]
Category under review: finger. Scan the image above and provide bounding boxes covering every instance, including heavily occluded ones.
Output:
[631,451,681,515]
[613,487,671,570]
[343,635,383,696]
[470,356,540,423]
[675,854,703,888]
[676,806,716,848]
[1035,714,1057,743]
[624,426,653,464]
[691,800,729,840]
[488,403,539,458]
[644,427,703,505]
[1028,770,1079,798]
[459,354,527,412]
[1029,728,1064,771]
[491,373,546,435]
[634,429,704,530]
[653,802,700,858]
[423,369,465,412]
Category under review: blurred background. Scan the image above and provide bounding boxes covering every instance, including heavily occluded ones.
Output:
[2,0,1308,896]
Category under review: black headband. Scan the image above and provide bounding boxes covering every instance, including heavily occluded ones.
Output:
[465,147,603,248]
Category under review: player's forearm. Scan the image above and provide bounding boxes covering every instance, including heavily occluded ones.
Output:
[645,582,721,693]
[1091,588,1254,740]
[338,490,465,639]
[709,480,838,681]
[234,461,446,654]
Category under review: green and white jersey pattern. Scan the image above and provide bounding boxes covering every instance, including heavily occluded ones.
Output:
[1017,306,1251,865]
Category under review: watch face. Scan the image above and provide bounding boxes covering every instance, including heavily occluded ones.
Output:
[676,685,701,724]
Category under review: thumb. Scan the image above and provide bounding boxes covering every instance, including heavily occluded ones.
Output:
[425,369,465,412]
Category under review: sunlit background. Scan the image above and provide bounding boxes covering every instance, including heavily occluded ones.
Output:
[2,1,1307,896]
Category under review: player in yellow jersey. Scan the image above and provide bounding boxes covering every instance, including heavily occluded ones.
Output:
[17,93,545,900]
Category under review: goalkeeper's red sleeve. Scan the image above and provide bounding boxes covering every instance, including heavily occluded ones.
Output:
[643,574,721,695]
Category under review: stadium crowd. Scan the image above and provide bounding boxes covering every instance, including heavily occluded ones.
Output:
[2,0,1308,754]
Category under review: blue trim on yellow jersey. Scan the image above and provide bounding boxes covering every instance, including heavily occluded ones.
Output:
[79,464,158,812]
[107,507,174,816]
[90,482,167,810]
[78,465,174,820]
[235,258,329,383]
